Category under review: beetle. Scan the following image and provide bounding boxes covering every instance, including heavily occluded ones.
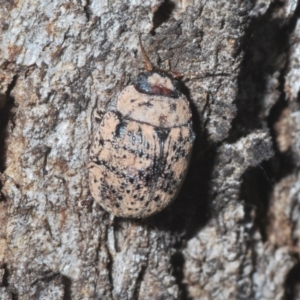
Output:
[88,36,195,218]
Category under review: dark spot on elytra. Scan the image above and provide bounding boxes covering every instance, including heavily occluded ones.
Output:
[115,203,120,208]
[129,177,134,184]
[155,128,170,144]
[130,99,136,103]
[126,190,130,194]
[170,103,177,111]
[159,114,167,125]
[136,184,140,190]
[138,101,153,107]
[95,158,102,165]
[115,122,126,137]
[133,194,137,199]
[154,195,160,202]
[139,196,144,201]
[118,196,123,200]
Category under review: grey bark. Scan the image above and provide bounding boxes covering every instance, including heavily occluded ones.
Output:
[0,0,299,299]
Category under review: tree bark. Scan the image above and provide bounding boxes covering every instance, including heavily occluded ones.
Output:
[0,0,299,299]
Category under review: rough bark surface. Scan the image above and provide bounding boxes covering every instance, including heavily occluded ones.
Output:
[0,0,299,299]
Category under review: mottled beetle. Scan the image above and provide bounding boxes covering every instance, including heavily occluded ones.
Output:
[89,36,195,218]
